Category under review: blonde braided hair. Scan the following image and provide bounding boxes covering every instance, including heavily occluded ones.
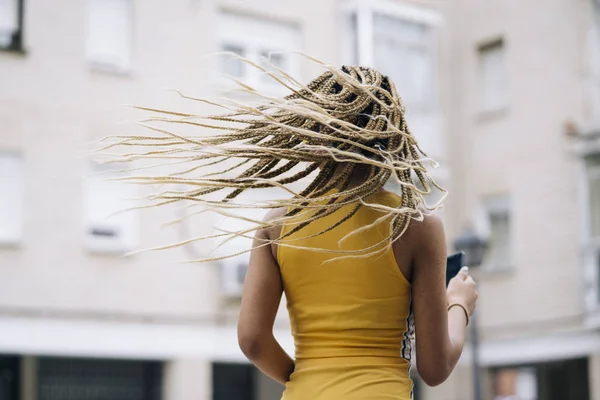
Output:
[99,59,444,262]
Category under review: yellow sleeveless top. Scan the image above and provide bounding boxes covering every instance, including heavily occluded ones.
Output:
[278,190,414,400]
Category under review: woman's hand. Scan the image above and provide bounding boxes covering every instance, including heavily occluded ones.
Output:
[447,267,478,316]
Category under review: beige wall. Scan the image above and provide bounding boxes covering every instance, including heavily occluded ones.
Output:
[0,0,461,399]
[448,0,590,336]
[423,0,600,398]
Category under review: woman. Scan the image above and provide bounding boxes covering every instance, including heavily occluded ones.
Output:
[106,63,478,399]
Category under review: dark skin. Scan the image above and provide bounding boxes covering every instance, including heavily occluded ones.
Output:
[237,171,478,387]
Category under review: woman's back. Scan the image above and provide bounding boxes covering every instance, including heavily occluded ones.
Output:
[278,190,414,399]
[107,63,478,398]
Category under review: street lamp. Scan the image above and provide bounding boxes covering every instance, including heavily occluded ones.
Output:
[453,225,488,400]
[454,225,488,268]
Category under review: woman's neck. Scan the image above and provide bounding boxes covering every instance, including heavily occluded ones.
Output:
[334,164,385,192]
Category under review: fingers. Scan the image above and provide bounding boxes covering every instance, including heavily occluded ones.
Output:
[464,275,476,286]
[457,266,469,280]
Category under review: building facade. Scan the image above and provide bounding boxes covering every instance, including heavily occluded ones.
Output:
[4,0,599,399]
[0,0,451,399]
[426,0,600,399]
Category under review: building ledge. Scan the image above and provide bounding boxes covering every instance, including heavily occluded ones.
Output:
[459,328,600,367]
[0,314,294,362]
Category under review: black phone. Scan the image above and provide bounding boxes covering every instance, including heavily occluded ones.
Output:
[446,252,465,287]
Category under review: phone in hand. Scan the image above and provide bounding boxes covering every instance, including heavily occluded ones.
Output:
[446,252,465,287]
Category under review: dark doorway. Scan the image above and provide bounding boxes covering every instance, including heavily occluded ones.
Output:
[536,358,589,400]
[212,363,255,400]
[212,362,284,400]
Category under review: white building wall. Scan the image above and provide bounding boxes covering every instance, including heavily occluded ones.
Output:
[0,0,450,398]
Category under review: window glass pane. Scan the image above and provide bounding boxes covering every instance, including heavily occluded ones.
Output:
[218,12,301,89]
[589,173,600,238]
[489,213,510,266]
[484,194,512,269]
[220,44,246,78]
[349,13,359,65]
[0,0,18,47]
[372,14,432,111]
[260,51,285,83]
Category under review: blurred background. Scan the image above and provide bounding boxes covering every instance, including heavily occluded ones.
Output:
[1,0,600,399]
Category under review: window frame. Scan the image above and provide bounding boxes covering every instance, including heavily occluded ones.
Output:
[217,11,302,96]
[339,0,441,113]
[0,0,25,53]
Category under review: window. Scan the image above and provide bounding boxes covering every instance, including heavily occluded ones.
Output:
[0,153,23,244]
[344,2,439,113]
[385,178,447,221]
[372,15,433,111]
[587,155,600,238]
[484,194,513,270]
[218,12,301,92]
[0,0,24,51]
[83,163,138,254]
[0,355,20,400]
[478,39,508,112]
[86,0,133,71]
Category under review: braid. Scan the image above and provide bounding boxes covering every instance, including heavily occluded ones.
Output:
[99,58,444,261]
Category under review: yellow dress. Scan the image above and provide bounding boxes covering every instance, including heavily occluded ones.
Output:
[278,191,414,400]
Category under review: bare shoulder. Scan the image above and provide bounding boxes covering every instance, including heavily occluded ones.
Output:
[263,207,288,222]
[397,213,445,249]
[260,207,287,241]
[409,214,444,236]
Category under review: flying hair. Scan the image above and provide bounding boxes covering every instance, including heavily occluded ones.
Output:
[96,54,446,262]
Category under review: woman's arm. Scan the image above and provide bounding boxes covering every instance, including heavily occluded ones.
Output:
[408,215,477,386]
[237,214,294,385]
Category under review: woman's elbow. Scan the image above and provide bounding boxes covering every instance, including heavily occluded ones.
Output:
[417,364,452,387]
[238,332,263,359]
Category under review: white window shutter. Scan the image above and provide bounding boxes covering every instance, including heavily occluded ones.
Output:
[484,195,512,270]
[84,165,138,253]
[86,0,132,69]
[0,153,23,243]
[0,0,18,47]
